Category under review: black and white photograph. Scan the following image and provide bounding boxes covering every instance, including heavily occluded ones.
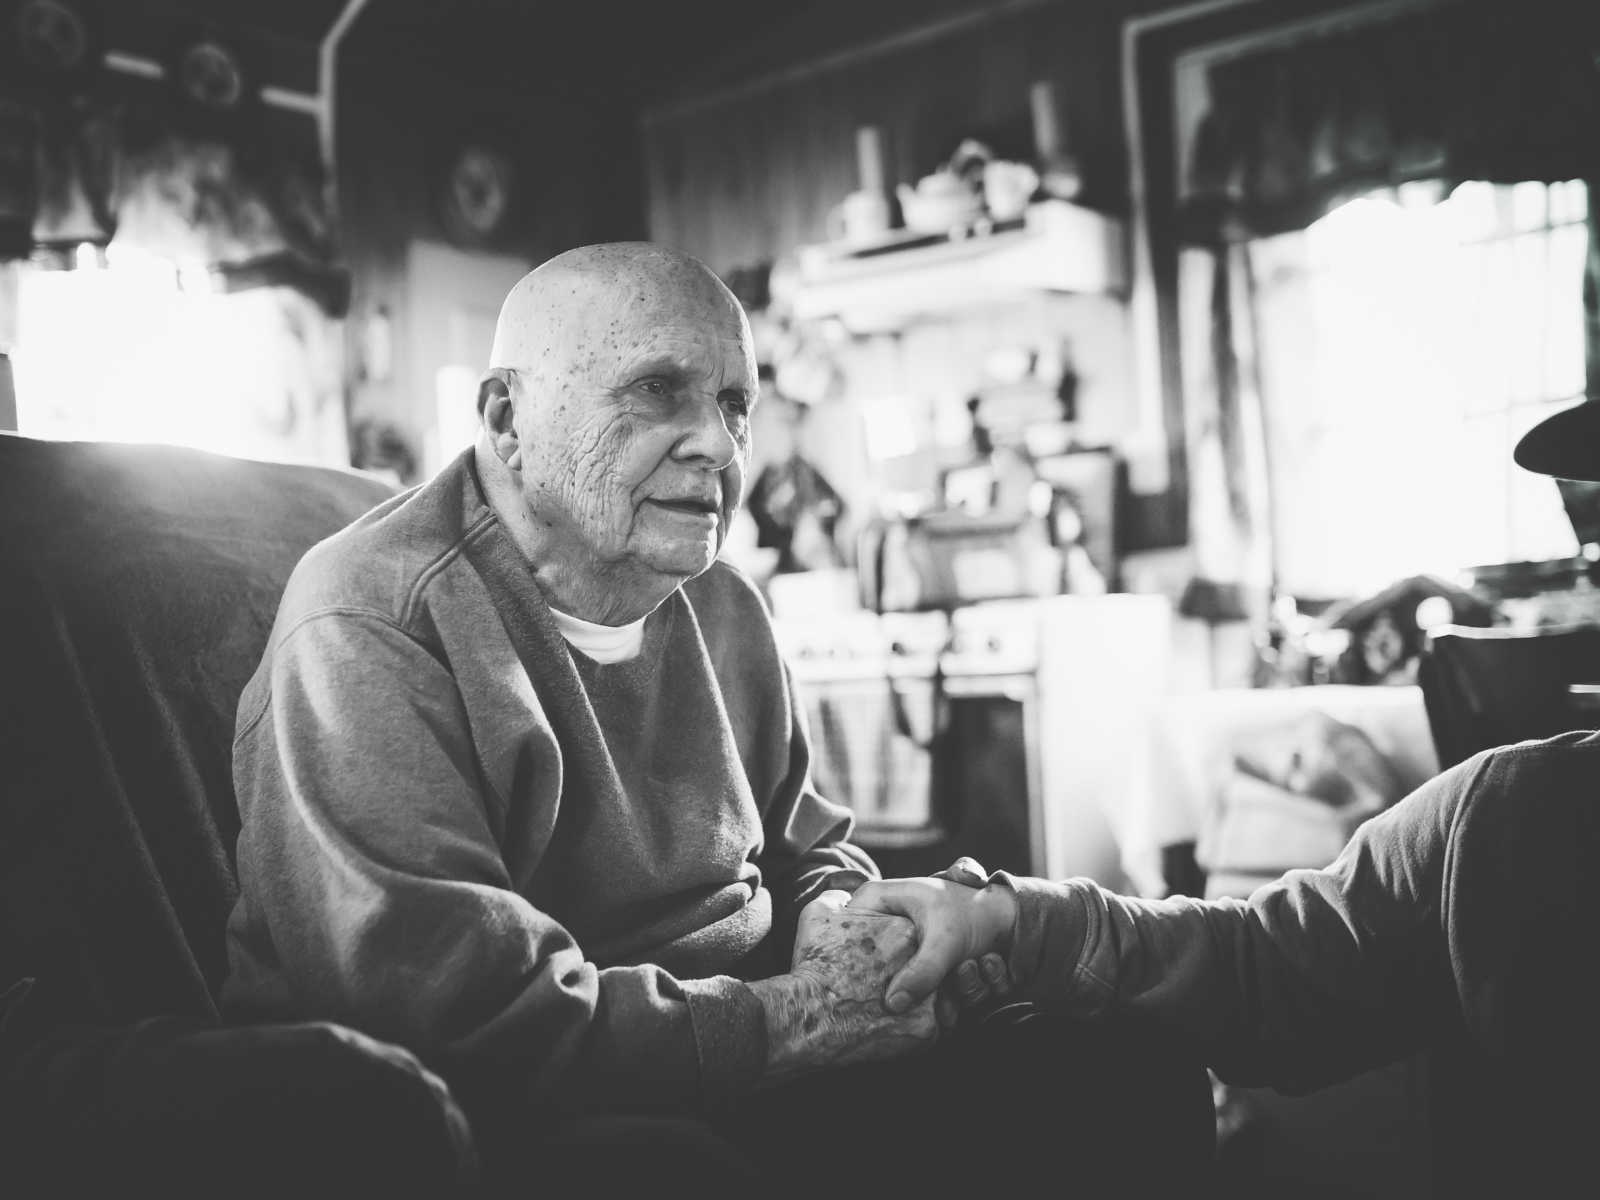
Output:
[2,0,1596,1195]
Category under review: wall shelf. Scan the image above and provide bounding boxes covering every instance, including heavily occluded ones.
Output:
[790,200,1128,334]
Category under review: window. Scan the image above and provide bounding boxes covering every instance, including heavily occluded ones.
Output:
[10,245,350,467]
[1250,180,1589,598]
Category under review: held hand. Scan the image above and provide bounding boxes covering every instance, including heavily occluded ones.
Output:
[949,952,1014,1010]
[848,874,1017,1014]
[749,890,938,1083]
[933,856,1003,1019]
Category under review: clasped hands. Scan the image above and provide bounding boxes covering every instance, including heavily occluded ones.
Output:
[751,859,1019,1082]
[847,857,1019,1017]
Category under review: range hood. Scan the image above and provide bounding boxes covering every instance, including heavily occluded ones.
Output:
[790,200,1128,334]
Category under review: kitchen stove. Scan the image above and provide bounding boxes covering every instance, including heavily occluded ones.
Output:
[774,602,1044,876]
[774,593,1174,886]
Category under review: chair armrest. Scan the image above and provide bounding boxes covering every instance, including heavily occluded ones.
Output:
[3,982,477,1199]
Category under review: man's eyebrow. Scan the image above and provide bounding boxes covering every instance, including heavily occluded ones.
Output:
[617,351,695,380]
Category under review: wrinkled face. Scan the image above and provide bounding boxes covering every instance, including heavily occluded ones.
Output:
[510,273,758,584]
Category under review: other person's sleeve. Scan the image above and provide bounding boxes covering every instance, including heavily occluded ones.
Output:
[995,754,1481,1092]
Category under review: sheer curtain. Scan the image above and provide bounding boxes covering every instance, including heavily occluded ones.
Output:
[1174,0,1600,608]
[1248,179,1589,598]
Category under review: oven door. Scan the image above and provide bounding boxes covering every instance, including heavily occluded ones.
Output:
[798,666,1042,878]
[934,672,1044,877]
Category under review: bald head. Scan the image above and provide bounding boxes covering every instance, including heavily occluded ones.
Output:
[488,242,743,372]
[475,241,760,624]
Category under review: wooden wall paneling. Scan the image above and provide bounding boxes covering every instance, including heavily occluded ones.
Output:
[642,1,1145,275]
[790,85,832,261]
[740,101,783,270]
[972,17,1035,160]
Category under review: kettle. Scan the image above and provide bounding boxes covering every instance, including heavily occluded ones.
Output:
[896,170,982,234]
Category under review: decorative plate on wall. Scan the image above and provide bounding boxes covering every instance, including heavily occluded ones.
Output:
[173,35,249,112]
[155,24,260,128]
[436,143,516,246]
[13,0,97,77]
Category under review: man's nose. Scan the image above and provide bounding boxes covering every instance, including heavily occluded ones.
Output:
[674,395,738,469]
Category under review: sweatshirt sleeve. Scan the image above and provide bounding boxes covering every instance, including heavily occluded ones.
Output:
[228,609,765,1114]
[996,757,1478,1093]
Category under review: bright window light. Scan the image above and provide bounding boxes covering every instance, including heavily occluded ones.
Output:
[860,394,919,461]
[1251,180,1587,598]
[12,245,348,466]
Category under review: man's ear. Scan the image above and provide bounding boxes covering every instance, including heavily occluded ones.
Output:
[479,370,521,469]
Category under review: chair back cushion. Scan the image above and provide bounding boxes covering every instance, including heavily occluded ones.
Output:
[1418,622,1600,769]
[0,434,395,1021]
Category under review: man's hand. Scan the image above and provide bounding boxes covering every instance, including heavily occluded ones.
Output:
[747,890,938,1084]
[946,952,1015,1012]
[847,872,1018,1015]
[930,856,1013,1021]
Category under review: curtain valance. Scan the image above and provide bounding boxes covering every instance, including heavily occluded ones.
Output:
[1181,0,1600,244]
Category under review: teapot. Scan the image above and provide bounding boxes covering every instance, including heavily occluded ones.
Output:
[896,170,982,234]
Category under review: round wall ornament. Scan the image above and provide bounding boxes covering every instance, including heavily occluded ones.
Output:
[437,143,516,245]
[14,0,94,75]
[175,36,248,111]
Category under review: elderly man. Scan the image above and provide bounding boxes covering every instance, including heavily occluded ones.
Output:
[223,243,1209,1193]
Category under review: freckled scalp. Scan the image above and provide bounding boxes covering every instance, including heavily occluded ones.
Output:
[487,242,749,376]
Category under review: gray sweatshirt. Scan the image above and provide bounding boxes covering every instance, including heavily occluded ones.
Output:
[222,450,874,1113]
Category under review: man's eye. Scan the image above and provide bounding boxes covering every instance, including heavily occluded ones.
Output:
[638,379,669,396]
[721,394,750,418]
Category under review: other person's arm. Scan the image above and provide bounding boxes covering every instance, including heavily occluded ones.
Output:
[852,758,1477,1092]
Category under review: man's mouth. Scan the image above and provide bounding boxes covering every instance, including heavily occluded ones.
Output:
[647,497,720,518]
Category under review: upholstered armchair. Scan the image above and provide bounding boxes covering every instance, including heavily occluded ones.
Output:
[0,433,478,1197]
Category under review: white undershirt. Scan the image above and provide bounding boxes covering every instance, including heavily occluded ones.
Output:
[549,606,646,664]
